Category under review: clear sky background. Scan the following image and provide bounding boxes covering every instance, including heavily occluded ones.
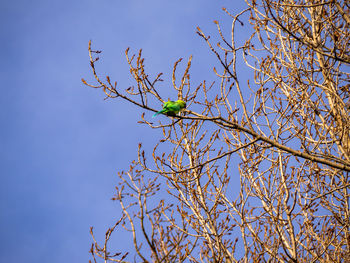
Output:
[1,0,249,262]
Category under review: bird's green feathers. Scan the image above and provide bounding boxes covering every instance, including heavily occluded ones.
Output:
[152,100,186,118]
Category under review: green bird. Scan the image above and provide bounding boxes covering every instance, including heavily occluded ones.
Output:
[152,100,186,118]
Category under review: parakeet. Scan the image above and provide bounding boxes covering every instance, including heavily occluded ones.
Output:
[152,100,186,118]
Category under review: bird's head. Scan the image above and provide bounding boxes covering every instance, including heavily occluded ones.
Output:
[177,100,186,109]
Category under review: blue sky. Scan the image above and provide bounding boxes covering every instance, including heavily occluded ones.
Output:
[1,0,248,261]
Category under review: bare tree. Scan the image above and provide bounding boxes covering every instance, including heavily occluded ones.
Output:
[83,0,350,262]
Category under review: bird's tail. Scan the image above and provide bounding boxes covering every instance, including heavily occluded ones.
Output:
[152,109,165,118]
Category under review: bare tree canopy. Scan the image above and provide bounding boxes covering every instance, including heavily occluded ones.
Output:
[83,0,350,262]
